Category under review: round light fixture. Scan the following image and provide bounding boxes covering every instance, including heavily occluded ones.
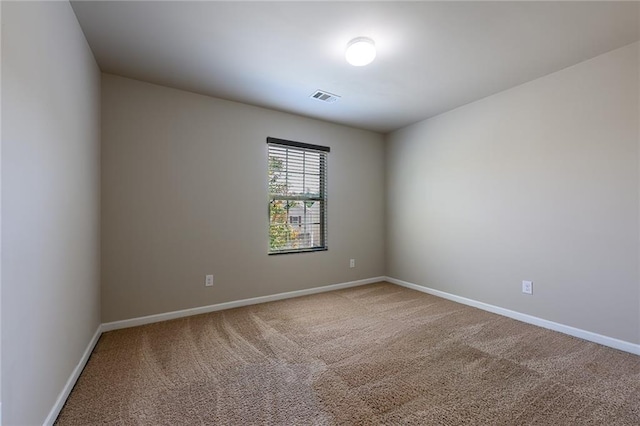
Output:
[345,37,376,67]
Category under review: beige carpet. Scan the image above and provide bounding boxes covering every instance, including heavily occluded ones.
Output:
[56,282,640,425]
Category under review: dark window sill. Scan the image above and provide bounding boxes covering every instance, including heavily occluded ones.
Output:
[268,247,328,256]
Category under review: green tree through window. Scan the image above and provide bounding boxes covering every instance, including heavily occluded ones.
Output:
[268,156,299,251]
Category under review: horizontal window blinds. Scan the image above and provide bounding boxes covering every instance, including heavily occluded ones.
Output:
[267,137,329,254]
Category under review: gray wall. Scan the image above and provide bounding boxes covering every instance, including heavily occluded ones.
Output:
[101,74,385,323]
[1,2,101,424]
[386,42,640,344]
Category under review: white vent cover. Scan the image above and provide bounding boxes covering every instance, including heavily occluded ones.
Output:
[310,90,341,103]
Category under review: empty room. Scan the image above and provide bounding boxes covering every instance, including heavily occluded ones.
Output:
[2,1,640,425]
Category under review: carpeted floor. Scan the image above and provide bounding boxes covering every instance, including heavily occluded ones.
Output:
[56,282,640,425]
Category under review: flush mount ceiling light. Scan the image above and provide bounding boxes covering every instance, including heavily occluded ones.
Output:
[345,37,376,67]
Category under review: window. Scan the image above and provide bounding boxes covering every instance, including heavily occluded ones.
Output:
[268,137,329,254]
[289,215,301,225]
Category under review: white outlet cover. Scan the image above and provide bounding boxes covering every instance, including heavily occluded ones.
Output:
[522,280,533,295]
[205,274,214,287]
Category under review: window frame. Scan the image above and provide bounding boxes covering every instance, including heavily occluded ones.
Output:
[267,137,330,255]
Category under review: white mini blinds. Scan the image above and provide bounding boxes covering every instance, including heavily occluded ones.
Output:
[267,137,329,254]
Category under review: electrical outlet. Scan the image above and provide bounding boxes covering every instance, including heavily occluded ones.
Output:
[205,274,214,287]
[349,259,355,268]
[522,280,533,295]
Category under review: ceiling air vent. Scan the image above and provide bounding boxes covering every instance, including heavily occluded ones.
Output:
[310,90,341,104]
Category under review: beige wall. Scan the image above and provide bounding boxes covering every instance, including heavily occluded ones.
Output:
[0,1,3,419]
[386,42,640,344]
[1,2,101,424]
[101,74,385,323]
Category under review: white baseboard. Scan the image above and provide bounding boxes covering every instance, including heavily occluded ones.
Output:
[386,276,640,356]
[43,325,102,426]
[102,276,386,332]
[43,277,384,425]
[41,276,639,425]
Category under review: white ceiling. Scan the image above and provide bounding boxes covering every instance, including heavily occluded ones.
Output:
[71,1,640,133]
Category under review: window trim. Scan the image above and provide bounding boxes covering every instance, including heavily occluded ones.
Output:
[267,137,330,255]
[266,137,330,153]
